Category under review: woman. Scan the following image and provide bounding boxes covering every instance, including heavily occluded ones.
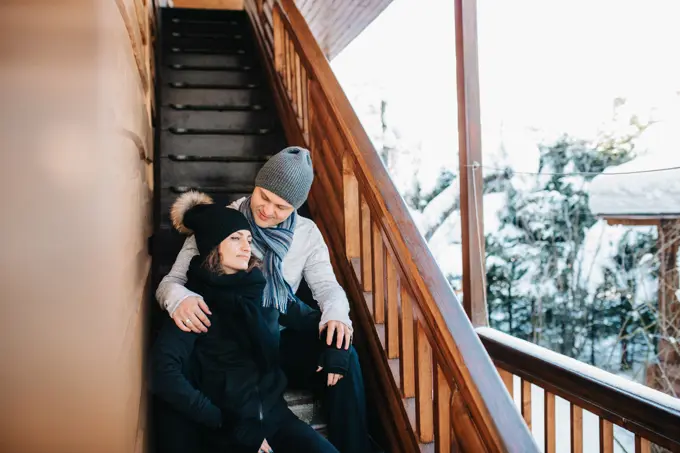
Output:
[150,191,347,453]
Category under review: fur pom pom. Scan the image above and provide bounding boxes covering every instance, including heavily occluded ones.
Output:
[170,191,214,234]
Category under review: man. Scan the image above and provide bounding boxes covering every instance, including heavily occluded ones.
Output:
[156,146,372,453]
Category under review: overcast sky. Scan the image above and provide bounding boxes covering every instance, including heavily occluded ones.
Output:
[332,0,680,176]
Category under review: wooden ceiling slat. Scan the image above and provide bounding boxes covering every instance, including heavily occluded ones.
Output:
[314,0,363,52]
[295,0,396,59]
[328,0,391,57]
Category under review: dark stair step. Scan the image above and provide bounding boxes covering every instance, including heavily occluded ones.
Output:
[162,7,248,22]
[165,17,244,34]
[161,109,275,130]
[160,158,265,187]
[167,154,272,162]
[165,52,253,68]
[166,47,250,56]
[163,36,253,51]
[165,63,255,71]
[162,87,270,106]
[165,30,246,40]
[165,81,260,90]
[160,132,285,158]
[162,68,256,86]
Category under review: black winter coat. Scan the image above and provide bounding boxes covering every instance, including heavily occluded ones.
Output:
[150,259,326,450]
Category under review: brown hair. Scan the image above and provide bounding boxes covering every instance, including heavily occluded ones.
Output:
[203,247,262,275]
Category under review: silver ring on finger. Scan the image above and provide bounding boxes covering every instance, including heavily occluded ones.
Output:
[184,318,192,325]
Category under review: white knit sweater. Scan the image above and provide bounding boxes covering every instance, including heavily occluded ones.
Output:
[155,197,352,329]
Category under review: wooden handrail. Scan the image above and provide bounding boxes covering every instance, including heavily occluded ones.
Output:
[478,327,680,452]
[243,0,538,451]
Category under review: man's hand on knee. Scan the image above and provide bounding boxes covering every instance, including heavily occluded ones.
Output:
[171,296,212,333]
[320,320,352,350]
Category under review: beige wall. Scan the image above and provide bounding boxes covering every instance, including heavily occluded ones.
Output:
[0,0,154,452]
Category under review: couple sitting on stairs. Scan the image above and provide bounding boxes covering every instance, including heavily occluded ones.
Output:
[150,147,374,453]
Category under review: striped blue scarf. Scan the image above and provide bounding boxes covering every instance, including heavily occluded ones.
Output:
[239,196,298,313]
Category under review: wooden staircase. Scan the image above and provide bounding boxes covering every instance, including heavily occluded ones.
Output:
[152,5,327,439]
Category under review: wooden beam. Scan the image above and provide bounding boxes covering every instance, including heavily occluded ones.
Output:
[455,0,487,326]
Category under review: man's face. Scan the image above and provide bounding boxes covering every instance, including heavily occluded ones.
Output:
[250,187,295,228]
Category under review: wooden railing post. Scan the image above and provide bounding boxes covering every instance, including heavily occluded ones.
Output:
[455,0,488,326]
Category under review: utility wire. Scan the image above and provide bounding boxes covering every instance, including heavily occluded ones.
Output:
[467,162,680,177]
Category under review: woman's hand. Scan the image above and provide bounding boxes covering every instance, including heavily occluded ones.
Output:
[171,296,212,333]
[258,438,273,453]
[316,366,344,387]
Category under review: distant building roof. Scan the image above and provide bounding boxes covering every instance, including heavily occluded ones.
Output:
[589,152,680,219]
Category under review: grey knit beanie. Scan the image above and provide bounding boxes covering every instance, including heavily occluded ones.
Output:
[255,146,314,209]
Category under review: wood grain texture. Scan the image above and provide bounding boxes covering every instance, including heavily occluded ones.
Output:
[372,221,385,324]
[360,196,373,292]
[385,252,400,359]
[399,284,415,398]
[521,380,532,430]
[571,404,583,453]
[599,418,613,453]
[416,321,434,443]
[435,367,452,453]
[545,392,556,453]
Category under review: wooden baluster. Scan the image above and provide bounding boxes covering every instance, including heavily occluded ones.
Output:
[295,53,303,122]
[287,36,294,97]
[342,154,360,261]
[545,391,555,453]
[599,419,613,453]
[372,221,385,324]
[434,366,452,453]
[360,196,372,292]
[302,69,310,138]
[282,31,289,90]
[290,51,298,115]
[282,32,288,91]
[399,284,415,397]
[571,404,583,453]
[634,436,651,453]
[498,368,513,397]
[385,253,399,359]
[521,379,532,430]
[272,5,283,74]
[415,321,434,443]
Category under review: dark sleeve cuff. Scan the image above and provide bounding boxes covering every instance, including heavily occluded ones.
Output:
[202,404,223,429]
[318,347,351,376]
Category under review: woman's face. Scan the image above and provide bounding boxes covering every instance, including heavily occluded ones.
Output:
[218,229,252,273]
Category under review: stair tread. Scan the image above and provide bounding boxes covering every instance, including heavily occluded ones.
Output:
[162,87,270,106]
[160,132,285,157]
[162,68,256,86]
[162,109,275,130]
[165,53,253,68]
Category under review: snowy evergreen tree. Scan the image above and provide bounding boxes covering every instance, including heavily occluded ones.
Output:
[485,135,638,359]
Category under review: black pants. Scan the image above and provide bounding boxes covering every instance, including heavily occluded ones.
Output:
[154,399,338,453]
[279,328,372,453]
[268,407,339,453]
